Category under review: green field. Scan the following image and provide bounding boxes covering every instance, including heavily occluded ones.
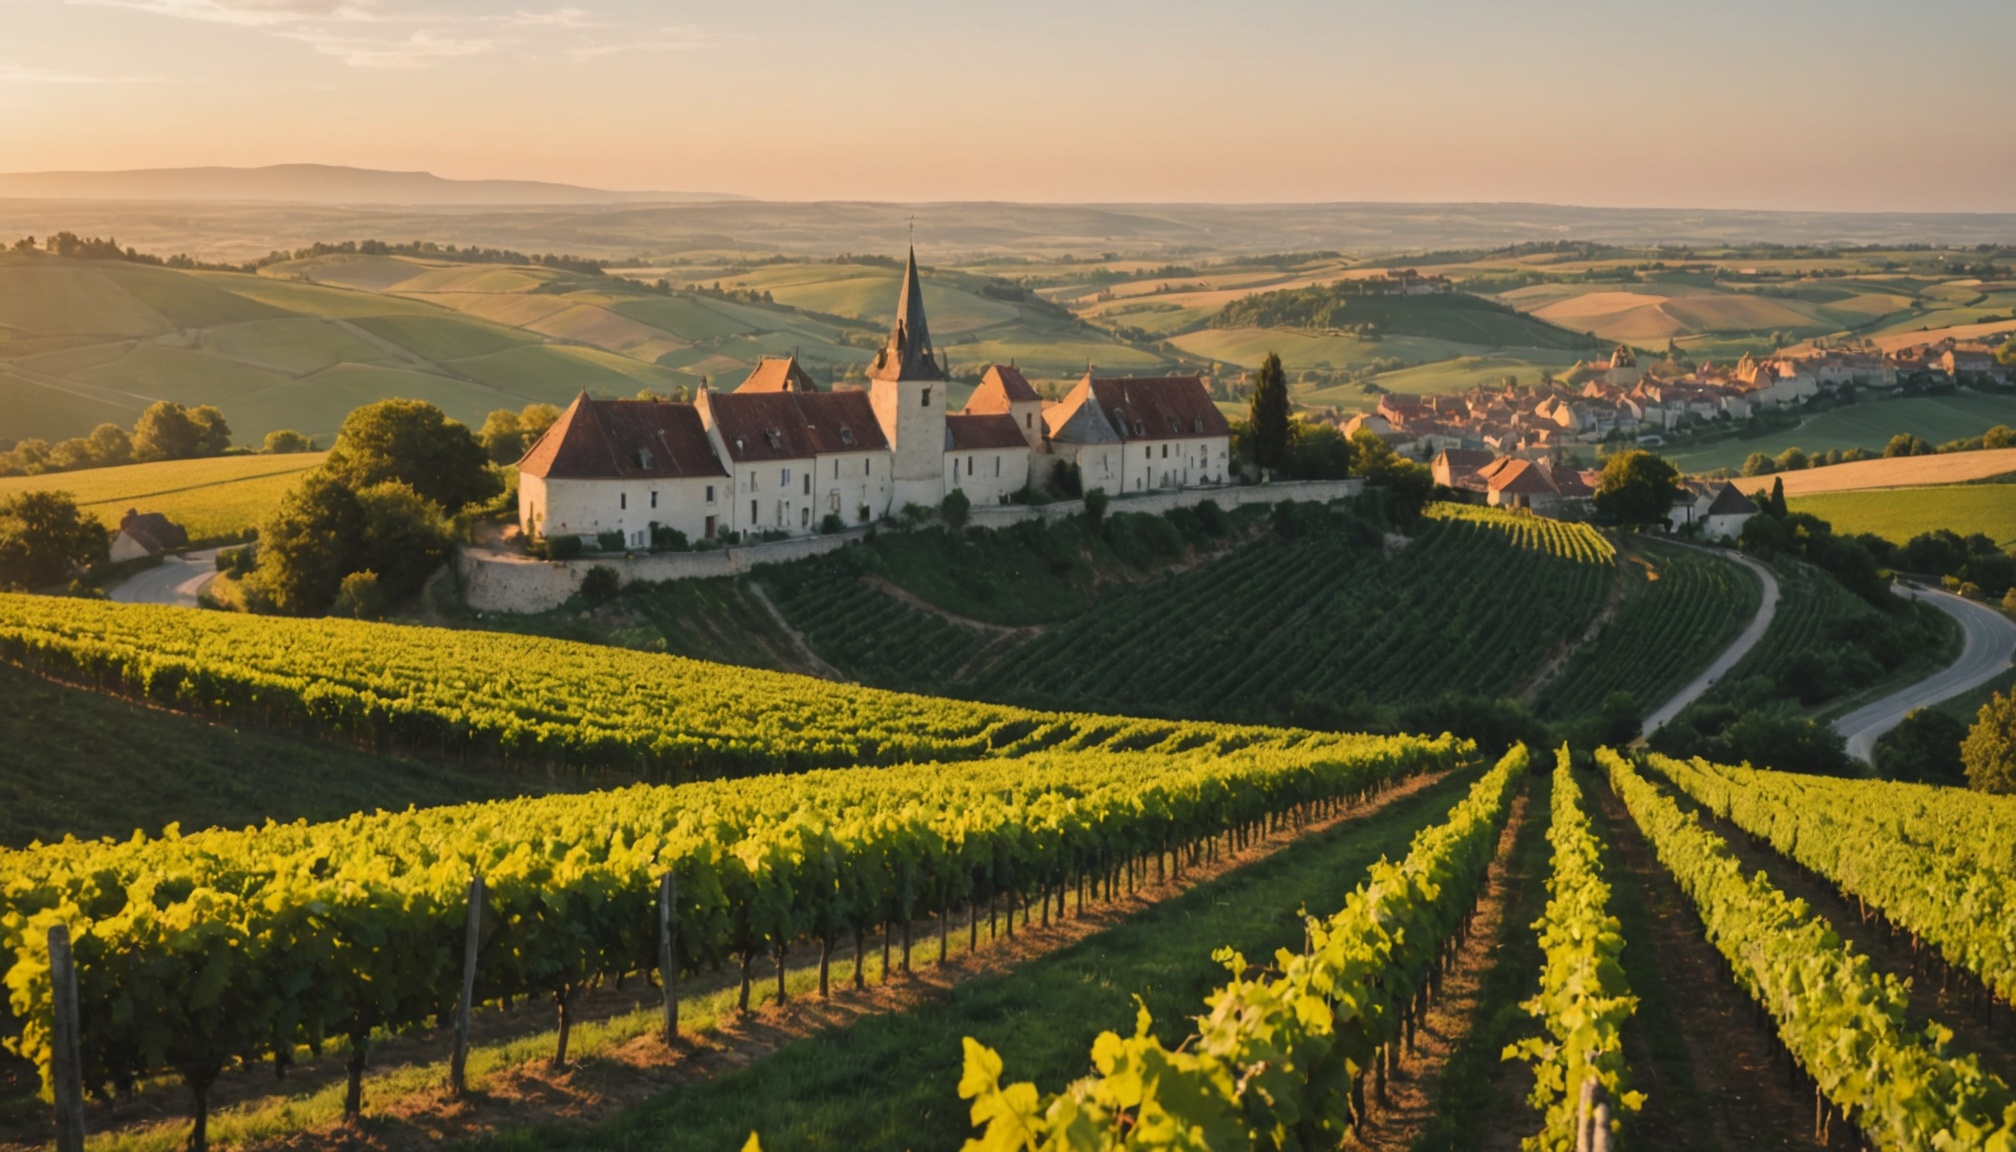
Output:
[1788,484,2016,547]
[0,451,325,541]
[1662,391,2016,473]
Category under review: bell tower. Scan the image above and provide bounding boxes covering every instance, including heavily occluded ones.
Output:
[867,245,949,510]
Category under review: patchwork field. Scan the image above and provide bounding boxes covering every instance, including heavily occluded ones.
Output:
[1669,394,2016,474]
[1729,445,2016,496]
[1785,484,2016,547]
[0,451,325,541]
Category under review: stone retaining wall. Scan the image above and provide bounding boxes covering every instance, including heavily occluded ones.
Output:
[459,479,1365,614]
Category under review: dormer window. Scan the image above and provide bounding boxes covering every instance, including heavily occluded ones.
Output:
[1134,422,1146,436]
[1168,418,1181,435]
[734,436,746,453]
[634,448,654,469]
[764,429,782,450]
[1194,417,1205,433]
[839,426,854,444]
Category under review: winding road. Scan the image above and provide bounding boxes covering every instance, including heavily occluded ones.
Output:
[107,548,222,608]
[1641,547,1782,736]
[1833,585,2016,762]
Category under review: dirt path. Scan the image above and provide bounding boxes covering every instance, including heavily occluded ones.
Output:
[1347,784,1534,1151]
[1589,778,1822,1151]
[2,770,1462,1152]
[741,581,847,681]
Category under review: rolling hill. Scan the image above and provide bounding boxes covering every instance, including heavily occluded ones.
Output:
[0,163,743,205]
[0,451,325,541]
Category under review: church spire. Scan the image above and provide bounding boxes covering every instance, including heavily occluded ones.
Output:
[868,244,946,383]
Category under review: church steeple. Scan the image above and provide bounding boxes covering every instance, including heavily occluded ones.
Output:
[868,245,946,383]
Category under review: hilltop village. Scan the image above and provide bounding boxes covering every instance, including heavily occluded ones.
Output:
[517,249,1232,547]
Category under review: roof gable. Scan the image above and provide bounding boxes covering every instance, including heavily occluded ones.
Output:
[964,364,1040,413]
[738,354,819,393]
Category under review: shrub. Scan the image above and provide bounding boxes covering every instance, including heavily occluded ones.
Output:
[650,524,690,552]
[941,488,972,532]
[1082,488,1108,530]
[819,513,846,535]
[330,570,387,620]
[547,534,583,560]
[579,565,622,604]
[595,530,625,553]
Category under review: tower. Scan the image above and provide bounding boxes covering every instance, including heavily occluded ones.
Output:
[867,245,949,510]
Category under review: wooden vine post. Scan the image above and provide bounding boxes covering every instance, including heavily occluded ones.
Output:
[48,924,85,1152]
[658,871,679,1043]
[449,875,485,1097]
[1575,1075,1614,1152]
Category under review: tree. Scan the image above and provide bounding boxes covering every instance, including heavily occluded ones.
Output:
[1884,433,1932,458]
[1348,428,1434,518]
[0,491,109,589]
[1740,452,1777,477]
[1593,450,1680,527]
[1083,487,1109,530]
[263,429,314,454]
[1875,708,1969,785]
[579,565,622,604]
[321,399,500,513]
[132,401,203,462]
[86,423,133,467]
[1774,446,1809,472]
[478,409,525,465]
[355,481,451,599]
[1247,352,1291,474]
[1985,424,2014,450]
[517,402,562,446]
[940,487,971,532]
[330,571,387,620]
[190,406,232,456]
[1286,421,1353,480]
[251,472,368,615]
[1962,691,2016,794]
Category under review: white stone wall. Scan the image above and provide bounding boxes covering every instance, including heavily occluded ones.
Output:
[871,377,949,510]
[471,478,1366,614]
[1116,436,1232,494]
[522,472,728,546]
[945,446,1030,507]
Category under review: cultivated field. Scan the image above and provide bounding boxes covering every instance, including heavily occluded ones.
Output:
[1670,394,2016,473]
[0,451,325,540]
[1787,483,2016,547]
[1731,445,2016,496]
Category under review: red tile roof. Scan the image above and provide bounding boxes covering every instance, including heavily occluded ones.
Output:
[1486,458,1560,496]
[963,364,1040,413]
[738,354,819,393]
[1087,376,1230,442]
[519,392,726,480]
[945,413,1029,451]
[705,389,889,463]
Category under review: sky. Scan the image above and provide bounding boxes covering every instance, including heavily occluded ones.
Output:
[1,0,2013,211]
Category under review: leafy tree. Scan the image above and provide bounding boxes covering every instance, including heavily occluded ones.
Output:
[86,424,133,467]
[1774,446,1809,472]
[1247,352,1291,473]
[1593,450,1680,526]
[940,487,971,532]
[190,406,232,456]
[1986,424,2015,450]
[1962,691,2016,794]
[0,491,109,590]
[1884,433,1932,458]
[355,481,451,599]
[262,429,314,454]
[321,399,500,513]
[517,402,562,446]
[1286,420,1353,480]
[250,472,368,615]
[1083,487,1109,530]
[478,409,524,465]
[1875,708,1969,785]
[330,571,387,620]
[132,401,203,462]
[1347,428,1433,518]
[1740,452,1776,477]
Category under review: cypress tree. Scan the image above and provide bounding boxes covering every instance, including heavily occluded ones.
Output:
[1248,351,1290,474]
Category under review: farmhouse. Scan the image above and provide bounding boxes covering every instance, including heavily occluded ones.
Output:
[517,250,1231,545]
[109,510,189,562]
[1669,480,1758,541]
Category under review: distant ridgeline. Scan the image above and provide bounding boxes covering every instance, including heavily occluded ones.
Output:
[5,232,608,276]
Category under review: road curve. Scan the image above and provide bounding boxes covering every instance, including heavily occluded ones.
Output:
[107,548,223,608]
[1834,585,2016,763]
[1641,546,1781,736]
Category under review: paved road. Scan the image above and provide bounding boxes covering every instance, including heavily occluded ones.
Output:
[1641,547,1782,736]
[1834,585,2016,762]
[107,548,223,608]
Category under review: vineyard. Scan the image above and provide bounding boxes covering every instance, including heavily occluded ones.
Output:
[961,504,1618,723]
[1,731,1465,1149]
[1538,538,1761,719]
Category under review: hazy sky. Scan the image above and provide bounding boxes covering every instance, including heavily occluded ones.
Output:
[2,0,2012,210]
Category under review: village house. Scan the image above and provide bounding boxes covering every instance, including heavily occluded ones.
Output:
[108,510,189,562]
[1668,480,1759,541]
[516,249,1229,545]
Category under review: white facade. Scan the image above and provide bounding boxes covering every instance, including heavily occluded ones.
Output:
[1117,436,1229,493]
[944,446,1028,506]
[521,471,726,548]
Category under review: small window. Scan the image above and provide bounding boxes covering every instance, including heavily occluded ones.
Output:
[994,456,1001,477]
[839,426,854,444]
[966,455,973,476]
[620,492,627,510]
[734,436,746,453]
[750,499,758,523]
[781,467,791,486]
[749,471,758,491]
[706,484,716,502]
[801,507,810,527]
[921,388,932,408]
[1025,413,1033,429]
[1161,444,1169,459]
[636,448,654,469]
[1144,446,1151,460]
[649,491,658,509]
[865,458,871,475]
[1194,416,1205,433]
[833,459,839,478]
[803,473,811,495]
